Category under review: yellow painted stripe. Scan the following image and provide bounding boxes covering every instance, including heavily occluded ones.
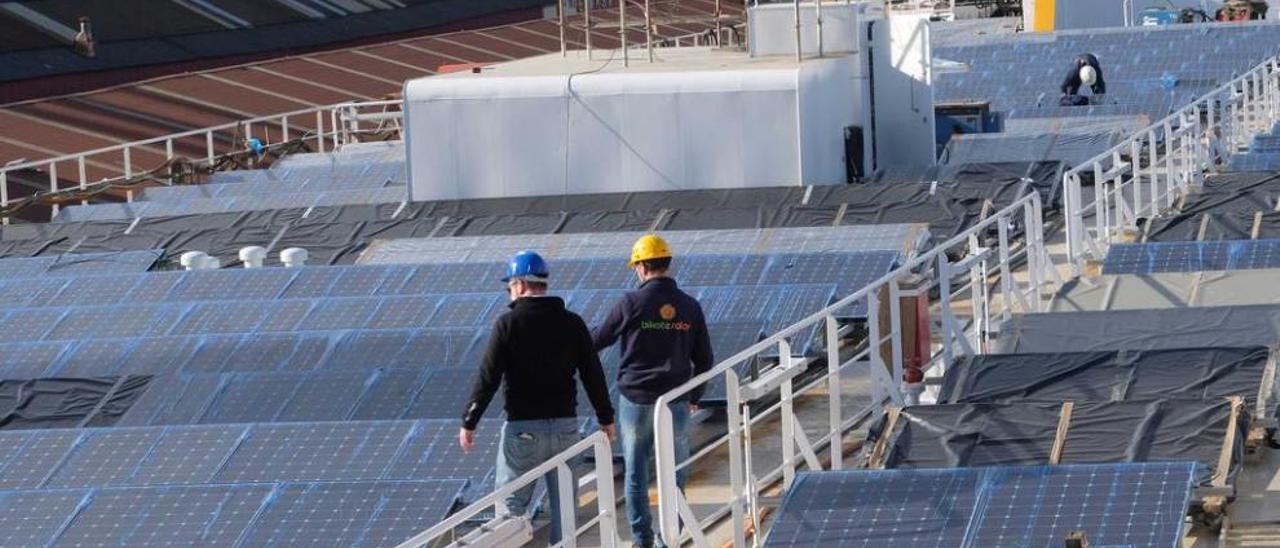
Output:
[1034,0,1056,32]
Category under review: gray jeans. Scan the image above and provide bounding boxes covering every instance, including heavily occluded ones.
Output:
[496,418,581,544]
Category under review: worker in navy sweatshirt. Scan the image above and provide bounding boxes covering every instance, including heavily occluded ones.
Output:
[593,234,713,548]
[1060,53,1106,105]
[460,250,615,545]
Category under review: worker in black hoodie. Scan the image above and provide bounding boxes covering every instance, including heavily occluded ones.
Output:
[1060,53,1106,106]
[460,250,615,545]
[594,234,713,548]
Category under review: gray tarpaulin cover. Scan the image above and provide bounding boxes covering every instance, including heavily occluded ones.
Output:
[995,304,1280,353]
[939,347,1271,412]
[866,399,1246,485]
[1147,172,1280,241]
[0,163,1056,266]
[0,376,151,430]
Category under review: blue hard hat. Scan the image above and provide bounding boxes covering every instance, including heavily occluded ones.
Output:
[502,250,549,282]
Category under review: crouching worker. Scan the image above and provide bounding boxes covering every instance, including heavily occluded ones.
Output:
[1060,53,1106,106]
[594,234,713,548]
[459,250,616,544]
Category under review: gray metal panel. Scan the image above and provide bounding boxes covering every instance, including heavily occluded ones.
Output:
[1049,269,1280,312]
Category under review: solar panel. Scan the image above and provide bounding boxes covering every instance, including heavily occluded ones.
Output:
[48,274,139,306]
[0,430,80,488]
[183,335,243,373]
[366,295,438,329]
[215,422,409,483]
[59,484,273,547]
[765,462,1197,548]
[350,368,430,421]
[0,250,160,280]
[326,330,413,370]
[234,480,465,547]
[406,367,499,419]
[200,373,298,424]
[276,371,370,422]
[0,490,88,546]
[1104,240,1280,274]
[386,420,501,490]
[280,268,343,299]
[255,300,314,332]
[296,299,380,331]
[45,429,164,488]
[221,333,307,373]
[0,308,62,342]
[129,425,246,485]
[429,294,499,327]
[0,341,64,378]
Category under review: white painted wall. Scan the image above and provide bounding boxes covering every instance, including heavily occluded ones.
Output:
[748,2,872,57]
[871,13,937,169]
[404,61,869,201]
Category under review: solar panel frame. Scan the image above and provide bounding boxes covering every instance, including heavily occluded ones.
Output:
[765,462,1198,548]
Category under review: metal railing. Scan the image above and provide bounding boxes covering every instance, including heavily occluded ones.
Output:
[0,99,402,222]
[651,191,1056,546]
[1062,57,1280,273]
[395,432,618,548]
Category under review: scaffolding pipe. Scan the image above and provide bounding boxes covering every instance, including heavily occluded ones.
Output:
[559,0,567,57]
[645,0,654,62]
[715,0,723,45]
[585,0,593,60]
[794,0,802,62]
[621,0,629,67]
[815,0,824,57]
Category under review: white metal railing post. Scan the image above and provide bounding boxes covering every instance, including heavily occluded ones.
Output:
[48,163,59,218]
[1024,199,1045,312]
[777,339,796,490]
[996,218,1017,318]
[655,400,681,547]
[593,435,619,546]
[937,253,956,366]
[0,171,7,225]
[556,463,577,548]
[316,110,326,153]
[724,370,747,548]
[825,314,841,470]
[77,156,87,207]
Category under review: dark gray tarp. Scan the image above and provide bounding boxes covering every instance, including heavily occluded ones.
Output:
[0,164,1053,266]
[1146,172,1280,241]
[994,304,1280,353]
[939,347,1271,411]
[867,399,1247,485]
[0,376,151,430]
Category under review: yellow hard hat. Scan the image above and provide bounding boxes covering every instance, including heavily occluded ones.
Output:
[629,234,672,266]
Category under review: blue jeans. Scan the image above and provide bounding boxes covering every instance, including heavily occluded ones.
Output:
[618,397,690,546]
[495,418,581,544]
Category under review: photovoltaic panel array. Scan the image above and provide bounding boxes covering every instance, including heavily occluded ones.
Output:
[0,479,464,548]
[766,462,1197,548]
[0,250,160,279]
[0,252,895,313]
[1103,240,1280,274]
[0,419,499,491]
[359,225,925,265]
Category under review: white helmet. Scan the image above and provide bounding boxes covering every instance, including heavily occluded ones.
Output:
[1079,65,1098,87]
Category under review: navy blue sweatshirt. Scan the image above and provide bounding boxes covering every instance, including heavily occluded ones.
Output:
[592,277,713,405]
[462,296,615,430]
[1061,53,1106,96]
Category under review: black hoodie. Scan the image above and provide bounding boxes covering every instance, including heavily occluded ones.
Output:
[1061,53,1107,96]
[462,296,614,430]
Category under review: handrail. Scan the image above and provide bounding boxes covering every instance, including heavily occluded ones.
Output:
[651,191,1054,547]
[1062,56,1280,273]
[395,431,618,548]
[0,98,403,222]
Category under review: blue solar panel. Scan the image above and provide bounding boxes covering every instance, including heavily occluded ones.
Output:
[1104,240,1280,274]
[766,462,1198,548]
[0,250,160,279]
[215,422,409,483]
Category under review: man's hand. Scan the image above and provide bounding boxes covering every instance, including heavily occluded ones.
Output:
[458,428,476,453]
[600,423,616,442]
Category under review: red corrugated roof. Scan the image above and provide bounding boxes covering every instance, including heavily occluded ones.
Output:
[0,0,739,181]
